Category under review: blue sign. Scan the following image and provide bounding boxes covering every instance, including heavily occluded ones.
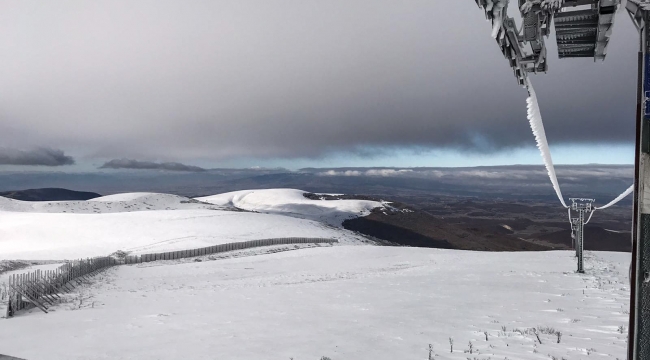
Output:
[646,54,650,90]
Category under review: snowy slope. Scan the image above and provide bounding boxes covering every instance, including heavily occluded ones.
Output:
[0,210,370,260]
[0,190,379,260]
[0,247,631,360]
[0,192,228,214]
[196,188,384,226]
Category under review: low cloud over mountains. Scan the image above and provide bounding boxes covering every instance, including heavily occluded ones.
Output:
[0,147,75,166]
[0,164,633,205]
[99,159,206,172]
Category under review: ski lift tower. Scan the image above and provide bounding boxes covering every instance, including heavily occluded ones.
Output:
[473,0,649,358]
[569,198,594,273]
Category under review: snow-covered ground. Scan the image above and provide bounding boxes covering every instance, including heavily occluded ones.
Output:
[0,210,371,260]
[0,192,228,214]
[0,189,632,360]
[0,247,630,360]
[0,190,377,260]
[196,188,384,226]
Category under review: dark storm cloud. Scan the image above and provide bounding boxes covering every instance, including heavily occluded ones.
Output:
[0,1,638,161]
[0,147,75,166]
[99,159,205,172]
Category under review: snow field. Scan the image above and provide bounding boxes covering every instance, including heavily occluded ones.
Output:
[0,192,228,214]
[196,188,384,226]
[0,189,379,260]
[0,247,631,360]
[0,210,370,260]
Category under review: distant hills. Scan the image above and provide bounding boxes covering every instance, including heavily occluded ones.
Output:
[0,188,101,201]
[0,186,631,253]
[0,165,634,202]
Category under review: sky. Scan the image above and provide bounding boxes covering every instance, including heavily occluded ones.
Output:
[0,0,639,171]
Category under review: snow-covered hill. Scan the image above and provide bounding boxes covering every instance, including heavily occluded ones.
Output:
[0,247,631,360]
[0,190,376,260]
[0,192,227,214]
[196,188,384,226]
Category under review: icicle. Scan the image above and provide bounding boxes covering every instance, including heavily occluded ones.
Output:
[525,80,568,208]
[490,2,507,39]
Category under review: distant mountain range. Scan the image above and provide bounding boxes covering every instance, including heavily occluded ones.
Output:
[0,164,633,253]
[0,165,634,203]
[0,188,101,201]
[0,186,630,252]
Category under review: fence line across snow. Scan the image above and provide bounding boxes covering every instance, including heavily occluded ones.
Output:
[3,237,337,318]
[123,237,338,264]
[4,256,117,317]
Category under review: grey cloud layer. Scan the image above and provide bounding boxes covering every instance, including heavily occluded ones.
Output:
[0,148,75,166]
[99,159,205,172]
[0,1,638,161]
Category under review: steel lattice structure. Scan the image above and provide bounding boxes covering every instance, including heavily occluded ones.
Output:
[474,0,648,358]
[569,198,594,273]
[475,0,619,85]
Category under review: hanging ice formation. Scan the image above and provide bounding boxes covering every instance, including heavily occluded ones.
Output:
[525,81,568,208]
[525,78,633,211]
[475,0,632,213]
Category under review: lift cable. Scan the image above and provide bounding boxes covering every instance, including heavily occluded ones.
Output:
[525,80,568,208]
[524,79,633,214]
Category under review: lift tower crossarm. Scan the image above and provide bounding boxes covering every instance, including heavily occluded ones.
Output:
[475,0,621,84]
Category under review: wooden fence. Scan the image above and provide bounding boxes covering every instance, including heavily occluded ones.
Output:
[5,256,117,317]
[124,237,338,264]
[5,237,337,317]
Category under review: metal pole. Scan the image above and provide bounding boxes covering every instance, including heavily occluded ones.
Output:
[578,209,585,273]
[627,2,650,358]
[570,199,593,273]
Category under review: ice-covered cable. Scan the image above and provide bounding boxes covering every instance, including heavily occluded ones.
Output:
[584,185,632,224]
[525,80,568,208]
[596,184,634,210]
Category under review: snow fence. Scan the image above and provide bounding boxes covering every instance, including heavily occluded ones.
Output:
[5,257,118,317]
[4,237,337,317]
[124,237,338,264]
